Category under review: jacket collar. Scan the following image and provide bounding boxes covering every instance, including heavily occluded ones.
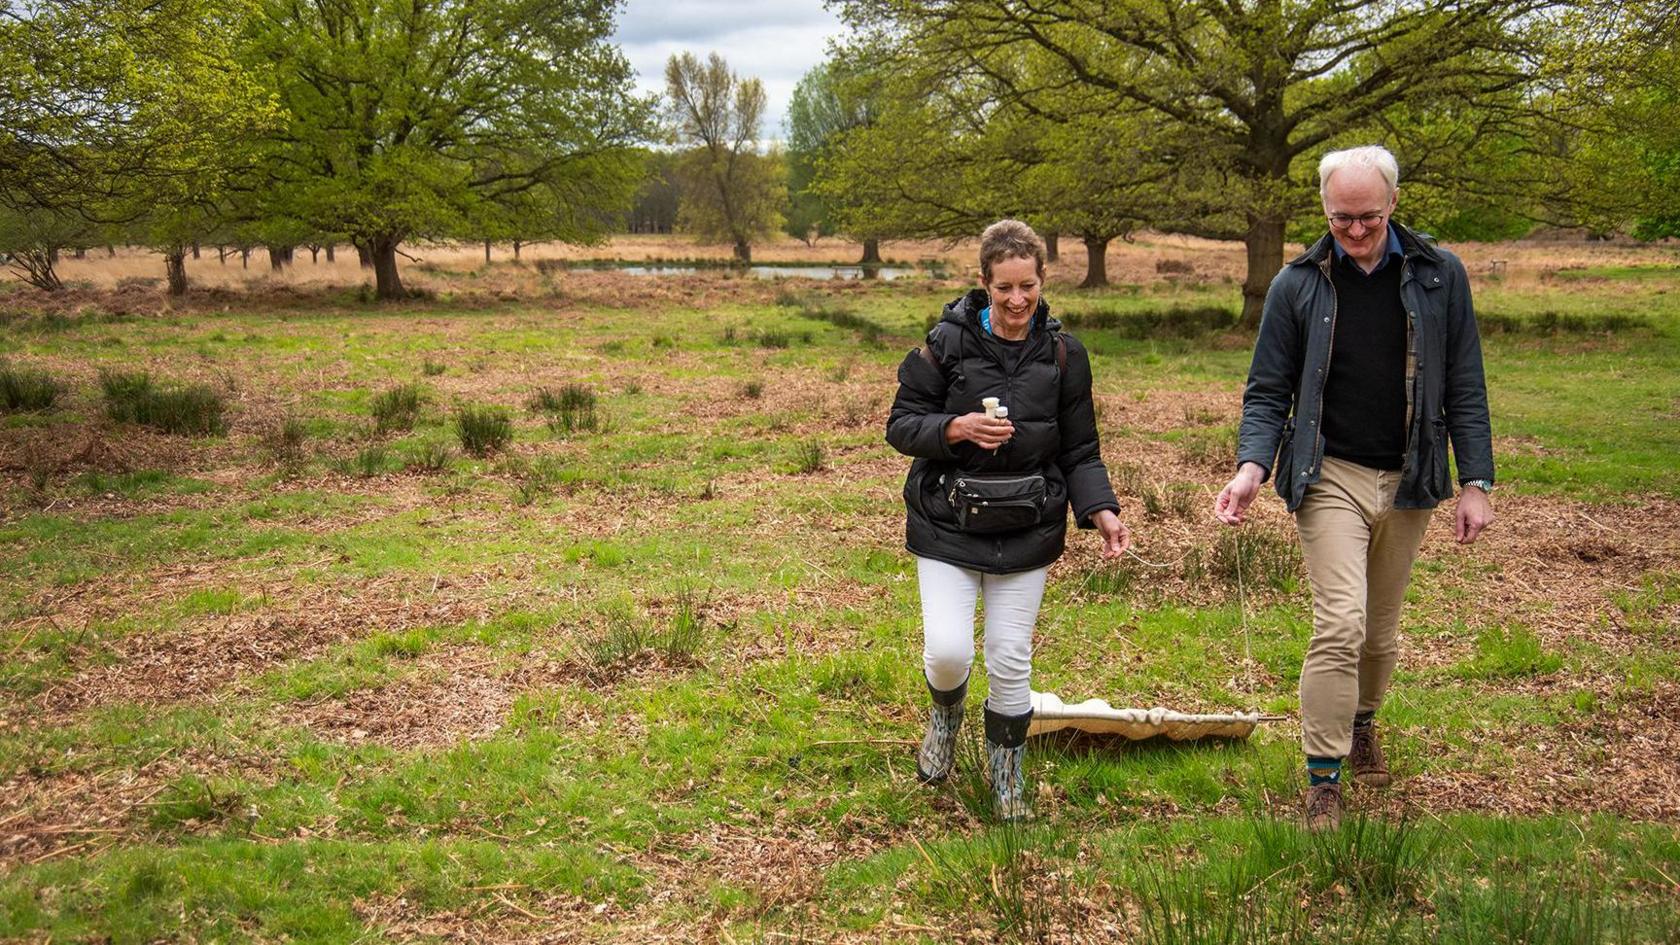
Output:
[945,288,1060,335]
[1289,220,1443,269]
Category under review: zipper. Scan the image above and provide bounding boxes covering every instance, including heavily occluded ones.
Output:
[948,474,1045,504]
[1312,255,1338,484]
[1398,256,1419,480]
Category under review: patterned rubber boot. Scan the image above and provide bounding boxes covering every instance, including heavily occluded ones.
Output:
[983,701,1034,822]
[915,675,968,784]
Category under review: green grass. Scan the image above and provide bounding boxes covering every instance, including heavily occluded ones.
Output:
[0,362,65,411]
[453,403,513,455]
[369,382,422,433]
[0,267,1676,941]
[98,369,228,436]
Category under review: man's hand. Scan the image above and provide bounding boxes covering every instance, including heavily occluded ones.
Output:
[1214,462,1267,526]
[945,412,1014,450]
[1455,485,1494,544]
[1092,509,1131,559]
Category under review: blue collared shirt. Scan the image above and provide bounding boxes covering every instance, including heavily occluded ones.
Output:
[1332,226,1404,275]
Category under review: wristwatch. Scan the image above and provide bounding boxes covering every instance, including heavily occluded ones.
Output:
[1461,479,1495,493]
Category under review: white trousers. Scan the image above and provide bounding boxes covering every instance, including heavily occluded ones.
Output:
[917,556,1048,716]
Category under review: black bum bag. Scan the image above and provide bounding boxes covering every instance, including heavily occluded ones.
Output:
[943,473,1047,534]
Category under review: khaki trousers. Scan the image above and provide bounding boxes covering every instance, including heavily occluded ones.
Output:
[1295,456,1433,760]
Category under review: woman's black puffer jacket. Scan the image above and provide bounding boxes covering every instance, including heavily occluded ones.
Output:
[887,289,1119,574]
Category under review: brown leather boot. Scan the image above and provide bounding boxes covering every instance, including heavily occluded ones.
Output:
[1303,781,1344,832]
[1349,723,1391,787]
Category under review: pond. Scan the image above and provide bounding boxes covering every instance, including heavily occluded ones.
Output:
[556,262,922,280]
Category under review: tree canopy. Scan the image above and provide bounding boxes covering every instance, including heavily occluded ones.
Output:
[248,0,653,298]
[664,51,784,262]
[834,0,1580,325]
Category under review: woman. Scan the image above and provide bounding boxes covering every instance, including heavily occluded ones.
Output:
[886,219,1131,821]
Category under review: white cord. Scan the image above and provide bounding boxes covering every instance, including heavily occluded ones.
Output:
[1235,536,1255,695]
[1122,547,1195,569]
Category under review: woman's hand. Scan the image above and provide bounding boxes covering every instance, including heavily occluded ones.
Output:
[945,412,1015,450]
[1092,509,1132,559]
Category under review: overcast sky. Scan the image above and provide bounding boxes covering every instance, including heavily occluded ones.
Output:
[610,0,850,142]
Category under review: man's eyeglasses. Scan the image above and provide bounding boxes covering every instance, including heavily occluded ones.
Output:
[1328,212,1387,231]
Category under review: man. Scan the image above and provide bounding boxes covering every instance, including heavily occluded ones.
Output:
[1214,145,1495,830]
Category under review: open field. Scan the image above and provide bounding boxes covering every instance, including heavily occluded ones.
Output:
[37,231,1680,296]
[1,239,1678,942]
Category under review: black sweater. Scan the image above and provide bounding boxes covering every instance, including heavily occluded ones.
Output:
[1323,254,1407,470]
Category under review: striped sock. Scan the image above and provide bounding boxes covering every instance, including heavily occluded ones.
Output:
[1307,756,1342,786]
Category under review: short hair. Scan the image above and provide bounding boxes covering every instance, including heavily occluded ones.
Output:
[1318,146,1399,198]
[979,219,1047,281]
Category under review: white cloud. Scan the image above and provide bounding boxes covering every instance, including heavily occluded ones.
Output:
[612,0,849,141]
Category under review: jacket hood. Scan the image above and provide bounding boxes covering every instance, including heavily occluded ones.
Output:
[942,288,1062,334]
[1288,220,1444,268]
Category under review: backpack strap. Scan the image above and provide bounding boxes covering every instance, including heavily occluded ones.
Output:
[1055,332,1067,378]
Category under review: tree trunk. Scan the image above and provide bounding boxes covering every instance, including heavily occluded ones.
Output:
[1079,235,1111,288]
[166,247,188,296]
[240,247,251,269]
[732,238,751,263]
[860,238,882,265]
[107,245,116,258]
[73,247,86,259]
[268,245,286,272]
[191,242,200,260]
[308,245,320,264]
[217,245,228,264]
[1240,213,1286,330]
[355,242,372,268]
[13,249,63,291]
[484,240,492,264]
[47,246,58,265]
[1045,233,1059,263]
[512,240,522,261]
[371,236,405,300]
[325,243,335,262]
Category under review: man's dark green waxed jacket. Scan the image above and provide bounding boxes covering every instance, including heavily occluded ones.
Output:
[1236,221,1495,512]
[887,289,1119,574]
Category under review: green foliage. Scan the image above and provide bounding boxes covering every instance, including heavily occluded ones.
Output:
[1456,626,1563,679]
[913,823,1069,942]
[99,370,227,436]
[1211,528,1302,593]
[1174,427,1239,470]
[348,445,389,478]
[528,384,599,435]
[582,597,704,669]
[0,363,64,412]
[454,405,513,457]
[1477,310,1648,335]
[784,61,875,244]
[369,383,422,434]
[248,0,654,298]
[0,0,278,295]
[261,415,309,466]
[404,438,453,474]
[788,440,825,475]
[827,0,1578,316]
[1141,483,1199,521]
[1059,306,1237,339]
[665,52,784,261]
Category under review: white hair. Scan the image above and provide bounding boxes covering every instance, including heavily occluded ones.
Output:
[1318,146,1399,198]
